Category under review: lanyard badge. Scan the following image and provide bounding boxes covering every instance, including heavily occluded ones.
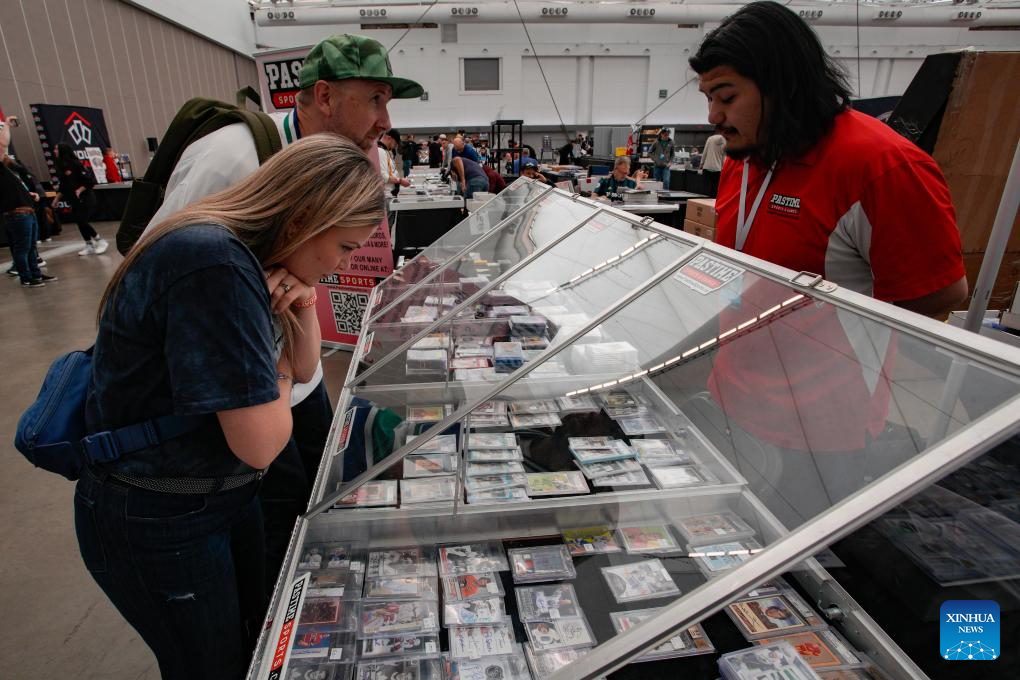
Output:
[735,161,775,252]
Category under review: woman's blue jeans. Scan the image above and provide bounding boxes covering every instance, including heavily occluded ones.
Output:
[4,211,42,283]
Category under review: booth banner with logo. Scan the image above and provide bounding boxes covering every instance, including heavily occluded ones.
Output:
[255,46,311,113]
[31,104,111,184]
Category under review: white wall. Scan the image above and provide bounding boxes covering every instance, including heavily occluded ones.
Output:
[126,0,256,54]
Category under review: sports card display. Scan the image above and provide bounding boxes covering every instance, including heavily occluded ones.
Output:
[363,576,437,601]
[690,540,761,574]
[525,472,589,497]
[298,543,354,571]
[601,560,681,603]
[515,584,582,621]
[468,432,518,449]
[355,659,443,680]
[334,480,399,509]
[366,547,433,579]
[718,640,822,680]
[648,464,714,489]
[466,487,531,504]
[359,601,439,638]
[442,573,505,601]
[400,476,457,504]
[630,439,694,466]
[359,634,440,660]
[508,545,576,583]
[443,597,506,626]
[561,526,622,555]
[726,594,811,639]
[439,543,510,575]
[524,645,592,679]
[524,618,594,651]
[403,454,458,478]
[448,621,517,659]
[675,512,756,545]
[754,629,864,670]
[619,525,680,553]
[609,608,715,661]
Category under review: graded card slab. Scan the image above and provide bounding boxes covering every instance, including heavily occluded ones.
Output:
[299,543,354,571]
[467,432,518,449]
[363,576,437,601]
[359,601,439,638]
[754,630,862,670]
[525,471,589,497]
[466,448,523,462]
[334,480,398,508]
[439,543,510,575]
[648,465,714,489]
[515,584,582,621]
[355,659,442,680]
[524,645,591,679]
[467,487,531,504]
[286,657,347,678]
[406,404,453,423]
[567,436,622,450]
[556,395,600,412]
[691,540,761,574]
[630,439,694,466]
[403,454,459,478]
[359,634,440,660]
[366,548,431,579]
[675,512,756,545]
[305,568,358,598]
[443,598,506,626]
[510,413,563,429]
[446,654,527,680]
[465,473,528,493]
[466,413,510,429]
[300,597,344,626]
[619,525,680,553]
[718,640,822,680]
[609,609,715,661]
[525,618,594,652]
[400,476,457,504]
[601,560,681,603]
[726,594,810,639]
[508,545,576,583]
[600,392,642,414]
[466,400,505,416]
[509,399,560,414]
[590,470,651,488]
[561,526,622,555]
[450,357,492,370]
[448,621,517,660]
[575,458,643,480]
[442,573,505,601]
[616,415,667,436]
[570,442,635,464]
[466,462,526,477]
[290,630,352,660]
[406,434,458,455]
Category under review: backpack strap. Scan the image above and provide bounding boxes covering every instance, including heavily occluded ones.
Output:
[81,414,204,465]
[237,110,283,165]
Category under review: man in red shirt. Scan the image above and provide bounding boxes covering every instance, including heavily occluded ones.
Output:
[687,2,967,526]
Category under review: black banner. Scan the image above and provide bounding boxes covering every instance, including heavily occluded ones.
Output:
[30,103,112,183]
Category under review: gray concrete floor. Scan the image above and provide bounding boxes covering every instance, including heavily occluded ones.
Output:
[0,222,351,678]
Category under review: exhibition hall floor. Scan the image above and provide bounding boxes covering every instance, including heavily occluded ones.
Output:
[0,221,351,678]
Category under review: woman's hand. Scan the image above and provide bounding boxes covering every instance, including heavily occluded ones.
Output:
[265,266,316,315]
[75,186,85,198]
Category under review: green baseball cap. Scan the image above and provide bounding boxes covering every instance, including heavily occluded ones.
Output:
[298,34,423,99]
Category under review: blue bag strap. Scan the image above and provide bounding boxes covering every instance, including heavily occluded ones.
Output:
[81,414,204,465]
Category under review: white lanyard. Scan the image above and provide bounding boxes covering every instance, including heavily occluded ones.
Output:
[736,161,774,252]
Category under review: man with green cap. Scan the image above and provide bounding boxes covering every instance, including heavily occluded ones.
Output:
[141,33,423,593]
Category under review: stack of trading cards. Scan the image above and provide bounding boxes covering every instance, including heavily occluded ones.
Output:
[568,437,636,464]
[556,395,600,413]
[467,461,526,477]
[358,600,441,639]
[406,404,454,425]
[443,598,507,627]
[448,619,518,659]
[616,414,668,436]
[508,545,577,583]
[453,367,499,382]
[401,306,439,324]
[509,315,549,337]
[601,560,681,603]
[333,480,399,509]
[726,592,820,641]
[355,659,443,680]
[451,357,492,372]
[409,333,451,352]
[403,453,459,478]
[467,432,518,450]
[718,641,823,680]
[465,473,528,494]
[675,512,756,546]
[465,400,510,429]
[442,572,505,602]
[688,539,763,577]
[517,335,550,351]
[599,392,646,419]
[423,294,458,310]
[618,525,681,553]
[466,447,523,463]
[561,526,623,556]
[630,439,695,467]
[286,655,354,679]
[358,634,440,661]
[438,542,510,576]
[525,471,590,497]
[515,583,583,621]
[400,476,457,505]
[487,305,531,318]
[493,341,526,373]
[443,648,531,680]
[509,399,559,415]
[454,336,494,358]
[609,609,715,662]
[753,629,867,673]
[466,486,531,505]
[575,458,644,481]
[523,617,595,654]
[510,412,562,429]
[591,469,652,488]
[362,575,438,602]
[366,547,437,580]
[648,464,718,490]
[524,645,592,680]
[406,348,449,376]
[405,434,458,455]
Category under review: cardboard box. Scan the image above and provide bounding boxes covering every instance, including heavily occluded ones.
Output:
[684,218,716,242]
[685,198,717,227]
[963,250,1020,309]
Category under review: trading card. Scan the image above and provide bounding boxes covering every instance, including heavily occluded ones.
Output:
[466,400,505,416]
[299,543,353,571]
[601,560,680,603]
[615,415,667,436]
[443,597,506,626]
[289,630,343,659]
[508,545,575,582]
[718,641,821,680]
[618,525,680,553]
[755,630,862,670]
[525,618,594,651]
[406,434,458,455]
[467,462,526,477]
[510,413,563,429]
[410,333,451,350]
[467,487,531,505]
[359,601,438,638]
[355,659,441,680]
[556,395,600,412]
[406,405,453,423]
[675,512,755,545]
[630,439,694,466]
[467,433,518,449]
[466,413,510,429]
[454,368,498,382]
[575,458,643,480]
[301,598,342,626]
[451,357,492,370]
[726,595,810,638]
[465,473,528,493]
[403,454,459,478]
[648,465,713,489]
[400,477,457,505]
[515,584,581,621]
[366,548,429,579]
[609,609,714,661]
[442,572,505,601]
[286,657,343,678]
[561,526,622,555]
[567,436,622,450]
[363,576,437,601]
[439,543,509,575]
[524,645,591,679]
[359,634,440,660]
[305,569,356,598]
[446,655,524,680]
[691,540,762,574]
[509,399,560,414]
[601,392,642,412]
[525,472,589,497]
[591,470,651,487]
[570,442,635,464]
[334,481,398,509]
[454,346,494,360]
[448,621,517,659]
[467,448,523,462]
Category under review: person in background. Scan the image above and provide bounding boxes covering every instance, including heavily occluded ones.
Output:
[557,140,575,166]
[379,128,410,194]
[449,155,489,199]
[483,162,506,194]
[103,147,122,183]
[52,143,108,256]
[520,158,550,185]
[1,120,57,287]
[477,140,490,163]
[700,132,726,196]
[649,128,675,188]
[428,135,443,168]
[451,135,481,163]
[592,157,646,201]
[78,135,384,680]
[400,134,416,177]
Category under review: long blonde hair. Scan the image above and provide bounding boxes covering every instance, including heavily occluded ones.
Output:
[99,133,384,361]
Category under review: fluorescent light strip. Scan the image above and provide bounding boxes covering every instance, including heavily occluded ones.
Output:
[782,294,805,307]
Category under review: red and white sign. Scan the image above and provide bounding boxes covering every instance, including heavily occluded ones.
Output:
[255,46,311,114]
[268,572,310,680]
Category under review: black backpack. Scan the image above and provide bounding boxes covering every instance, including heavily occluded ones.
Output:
[115,88,281,255]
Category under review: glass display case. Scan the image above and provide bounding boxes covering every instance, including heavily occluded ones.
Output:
[249,179,1020,680]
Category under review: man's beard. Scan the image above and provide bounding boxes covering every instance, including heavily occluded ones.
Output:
[724,145,758,161]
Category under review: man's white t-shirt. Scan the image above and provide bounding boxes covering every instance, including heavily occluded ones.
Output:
[701,134,726,173]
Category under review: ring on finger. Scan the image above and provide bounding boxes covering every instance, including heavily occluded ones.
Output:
[281,282,292,293]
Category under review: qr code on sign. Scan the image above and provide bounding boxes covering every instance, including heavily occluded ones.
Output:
[330,289,369,335]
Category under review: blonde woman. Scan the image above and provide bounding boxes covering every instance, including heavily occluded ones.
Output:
[74,135,383,679]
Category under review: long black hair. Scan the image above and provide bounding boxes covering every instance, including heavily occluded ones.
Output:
[689,1,852,166]
[55,143,84,173]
